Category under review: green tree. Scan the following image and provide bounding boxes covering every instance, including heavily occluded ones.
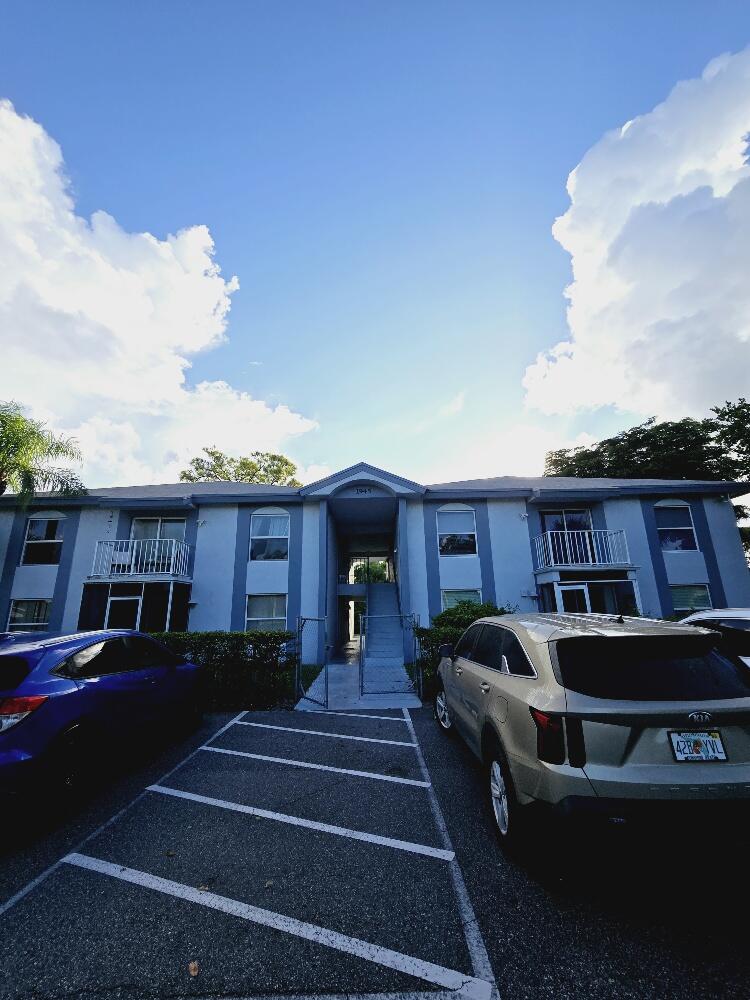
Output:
[352,559,388,583]
[544,416,737,481]
[179,446,302,487]
[0,402,85,499]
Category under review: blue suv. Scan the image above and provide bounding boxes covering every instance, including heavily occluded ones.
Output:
[0,630,202,794]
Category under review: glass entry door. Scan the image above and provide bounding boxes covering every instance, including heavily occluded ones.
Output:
[557,585,591,613]
[106,596,141,629]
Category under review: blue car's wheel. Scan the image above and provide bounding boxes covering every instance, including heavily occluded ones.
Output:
[48,726,95,796]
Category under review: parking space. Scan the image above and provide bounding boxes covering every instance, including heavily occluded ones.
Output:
[0,708,497,1000]
[5,705,745,999]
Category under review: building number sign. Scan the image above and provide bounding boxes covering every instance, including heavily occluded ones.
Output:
[354,487,373,495]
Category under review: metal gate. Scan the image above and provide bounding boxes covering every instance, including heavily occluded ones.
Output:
[295,616,328,707]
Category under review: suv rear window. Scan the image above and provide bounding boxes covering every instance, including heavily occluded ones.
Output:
[0,655,33,691]
[554,635,750,701]
[689,620,750,658]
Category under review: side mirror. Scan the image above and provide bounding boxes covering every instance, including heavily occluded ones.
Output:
[438,643,454,660]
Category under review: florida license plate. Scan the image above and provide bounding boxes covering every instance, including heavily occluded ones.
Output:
[669,730,727,762]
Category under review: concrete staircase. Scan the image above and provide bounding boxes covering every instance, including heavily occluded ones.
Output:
[364,582,404,666]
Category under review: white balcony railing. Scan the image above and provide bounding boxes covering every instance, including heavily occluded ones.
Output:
[91,538,191,578]
[533,529,630,570]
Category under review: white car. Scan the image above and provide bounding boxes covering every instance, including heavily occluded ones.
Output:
[681,608,750,667]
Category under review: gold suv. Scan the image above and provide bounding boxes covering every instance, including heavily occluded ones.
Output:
[434,613,750,849]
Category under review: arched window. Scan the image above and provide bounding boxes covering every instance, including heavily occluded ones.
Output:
[436,503,477,556]
[250,507,290,561]
[654,500,698,552]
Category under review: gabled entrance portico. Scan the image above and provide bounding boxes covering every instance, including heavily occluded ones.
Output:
[296,464,424,709]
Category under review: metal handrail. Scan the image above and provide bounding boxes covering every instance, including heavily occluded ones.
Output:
[359,609,420,697]
[532,529,630,570]
[91,538,191,577]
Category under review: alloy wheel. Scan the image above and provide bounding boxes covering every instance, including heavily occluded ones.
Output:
[490,760,509,836]
[435,690,452,729]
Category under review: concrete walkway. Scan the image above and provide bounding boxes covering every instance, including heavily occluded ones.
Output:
[297,639,421,711]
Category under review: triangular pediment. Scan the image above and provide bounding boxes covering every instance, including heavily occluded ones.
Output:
[300,462,425,497]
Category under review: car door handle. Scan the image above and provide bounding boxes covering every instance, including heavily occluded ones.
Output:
[480,682,491,694]
[454,665,463,675]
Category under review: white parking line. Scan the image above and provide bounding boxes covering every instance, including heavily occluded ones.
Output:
[148,784,454,860]
[402,710,499,999]
[207,994,473,1000]
[299,710,410,724]
[224,993,474,1000]
[200,745,430,787]
[63,853,492,1000]
[234,720,416,747]
[0,712,247,919]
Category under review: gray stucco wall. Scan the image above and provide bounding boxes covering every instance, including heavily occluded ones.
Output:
[60,507,117,630]
[702,497,750,606]
[326,505,337,658]
[0,510,15,578]
[405,500,429,625]
[487,499,537,611]
[190,504,238,631]
[299,502,321,662]
[603,498,663,617]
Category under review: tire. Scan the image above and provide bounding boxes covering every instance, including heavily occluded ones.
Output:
[48,726,95,798]
[485,737,528,853]
[433,683,454,732]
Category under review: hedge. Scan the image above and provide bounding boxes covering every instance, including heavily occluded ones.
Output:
[414,601,514,699]
[152,629,296,710]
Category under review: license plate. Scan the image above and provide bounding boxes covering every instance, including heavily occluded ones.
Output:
[669,730,727,762]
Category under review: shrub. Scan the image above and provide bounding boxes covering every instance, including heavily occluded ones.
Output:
[414,601,515,698]
[152,629,296,710]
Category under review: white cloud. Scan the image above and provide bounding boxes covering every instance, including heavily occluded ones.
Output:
[439,391,465,418]
[524,49,750,418]
[412,425,597,484]
[0,100,316,486]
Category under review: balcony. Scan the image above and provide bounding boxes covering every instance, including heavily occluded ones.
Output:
[91,538,192,579]
[532,529,631,571]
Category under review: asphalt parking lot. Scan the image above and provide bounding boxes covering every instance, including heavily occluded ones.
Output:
[1,707,749,1000]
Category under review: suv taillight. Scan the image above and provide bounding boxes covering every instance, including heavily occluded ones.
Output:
[0,695,48,733]
[530,708,565,765]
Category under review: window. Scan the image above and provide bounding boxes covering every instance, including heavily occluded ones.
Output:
[471,626,503,671]
[0,656,32,689]
[250,511,289,561]
[586,581,639,616]
[554,635,750,701]
[21,518,63,565]
[125,634,184,667]
[671,584,711,611]
[540,509,592,533]
[246,594,287,631]
[7,599,51,632]
[655,503,698,552]
[66,639,128,678]
[437,507,477,556]
[131,517,186,542]
[501,629,536,677]
[454,624,536,677]
[441,589,481,610]
[454,623,482,659]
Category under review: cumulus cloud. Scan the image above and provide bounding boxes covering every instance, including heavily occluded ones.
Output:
[523,49,750,418]
[0,100,316,486]
[413,425,597,484]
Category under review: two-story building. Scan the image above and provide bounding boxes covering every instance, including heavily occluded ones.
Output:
[1,463,748,665]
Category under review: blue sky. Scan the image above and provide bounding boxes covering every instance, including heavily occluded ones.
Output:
[3,2,750,485]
